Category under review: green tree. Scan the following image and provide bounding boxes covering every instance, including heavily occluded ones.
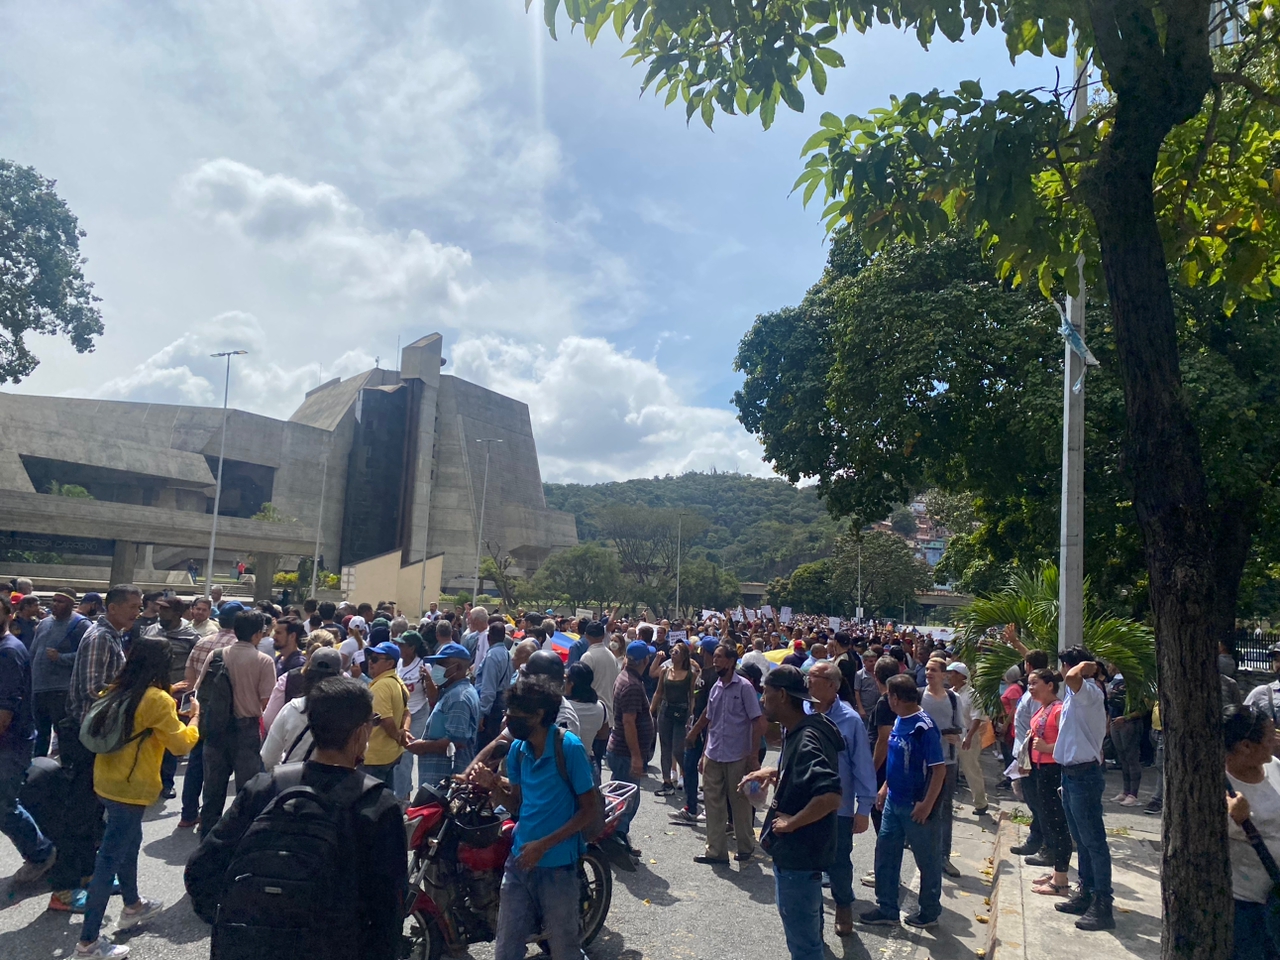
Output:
[830,531,932,617]
[1,160,104,383]
[47,481,93,499]
[481,545,527,611]
[532,542,623,611]
[888,506,917,538]
[675,556,741,614]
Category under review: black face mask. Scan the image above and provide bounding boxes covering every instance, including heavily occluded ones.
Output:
[716,666,733,679]
[507,717,535,741]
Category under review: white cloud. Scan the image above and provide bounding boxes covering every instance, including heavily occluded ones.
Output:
[178,158,475,306]
[449,334,772,483]
[88,311,373,416]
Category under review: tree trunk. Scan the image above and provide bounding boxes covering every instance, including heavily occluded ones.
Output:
[1210,496,1259,651]
[1085,66,1230,958]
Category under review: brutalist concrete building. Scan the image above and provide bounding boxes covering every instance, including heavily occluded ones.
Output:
[0,333,577,608]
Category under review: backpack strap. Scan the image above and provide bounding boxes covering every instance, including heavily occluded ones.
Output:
[284,725,312,764]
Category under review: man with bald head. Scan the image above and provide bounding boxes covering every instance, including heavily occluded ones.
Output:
[807,659,878,935]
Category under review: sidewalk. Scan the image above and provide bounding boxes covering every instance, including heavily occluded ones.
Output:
[989,815,1162,960]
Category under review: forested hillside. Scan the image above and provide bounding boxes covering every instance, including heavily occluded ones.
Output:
[544,471,842,583]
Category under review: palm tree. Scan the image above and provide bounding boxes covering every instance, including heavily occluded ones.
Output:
[953,563,1156,716]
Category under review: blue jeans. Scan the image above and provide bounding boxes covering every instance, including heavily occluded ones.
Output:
[830,815,856,907]
[874,796,943,920]
[774,866,824,960]
[394,705,430,799]
[606,751,641,841]
[0,748,54,865]
[360,761,398,788]
[494,858,580,960]
[1060,761,1112,896]
[181,740,204,822]
[1234,896,1280,960]
[683,736,704,815]
[81,799,145,943]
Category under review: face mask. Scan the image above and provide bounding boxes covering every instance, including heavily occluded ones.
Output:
[506,717,534,741]
[430,664,447,684]
[716,666,733,679]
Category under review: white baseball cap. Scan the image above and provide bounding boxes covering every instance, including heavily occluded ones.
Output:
[946,662,970,679]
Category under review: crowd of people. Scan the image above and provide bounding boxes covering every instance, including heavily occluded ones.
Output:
[0,582,1212,958]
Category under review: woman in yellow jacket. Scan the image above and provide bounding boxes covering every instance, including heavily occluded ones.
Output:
[76,634,200,960]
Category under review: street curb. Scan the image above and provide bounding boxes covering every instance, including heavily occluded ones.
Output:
[987,813,1025,959]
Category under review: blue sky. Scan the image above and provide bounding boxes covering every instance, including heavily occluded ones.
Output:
[0,1,1060,482]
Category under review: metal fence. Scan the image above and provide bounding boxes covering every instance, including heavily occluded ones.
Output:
[1234,629,1280,671]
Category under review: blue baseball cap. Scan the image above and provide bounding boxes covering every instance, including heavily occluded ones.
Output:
[365,641,402,659]
[425,642,472,662]
[219,601,246,615]
[699,636,719,653]
[626,640,655,660]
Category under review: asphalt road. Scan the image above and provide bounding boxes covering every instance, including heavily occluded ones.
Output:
[0,750,1000,960]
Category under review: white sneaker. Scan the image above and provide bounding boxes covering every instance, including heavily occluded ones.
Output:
[1120,795,1142,807]
[74,939,130,959]
[1109,792,1128,803]
[115,897,164,931]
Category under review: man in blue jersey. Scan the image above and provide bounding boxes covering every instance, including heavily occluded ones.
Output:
[859,673,948,929]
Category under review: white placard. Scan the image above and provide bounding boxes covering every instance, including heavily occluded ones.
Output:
[760,604,774,618]
[667,630,688,643]
[701,609,717,620]
[780,606,793,623]
[828,616,841,631]
[731,609,745,622]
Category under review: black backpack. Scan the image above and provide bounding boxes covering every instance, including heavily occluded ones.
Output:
[198,649,236,742]
[210,764,383,960]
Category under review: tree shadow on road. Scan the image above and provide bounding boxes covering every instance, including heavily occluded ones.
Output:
[142,829,200,867]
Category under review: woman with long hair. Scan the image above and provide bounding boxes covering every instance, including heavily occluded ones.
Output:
[1026,668,1074,897]
[76,634,199,959]
[651,641,694,796]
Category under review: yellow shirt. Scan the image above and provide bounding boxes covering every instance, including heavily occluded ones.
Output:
[94,686,200,806]
[365,671,409,767]
[1151,702,1161,731]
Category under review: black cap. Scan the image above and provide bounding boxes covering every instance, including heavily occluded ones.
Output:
[523,649,566,680]
[584,620,605,638]
[763,664,818,702]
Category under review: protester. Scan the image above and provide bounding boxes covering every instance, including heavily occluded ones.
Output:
[459,605,488,662]
[270,616,306,677]
[475,622,512,751]
[467,674,598,960]
[853,648,881,723]
[860,674,947,929]
[579,620,619,778]
[921,657,962,878]
[1010,649,1051,857]
[1223,704,1280,960]
[187,597,218,639]
[1105,664,1143,806]
[740,665,841,960]
[1052,647,1114,931]
[393,630,430,797]
[806,660,876,936]
[12,594,40,650]
[53,584,143,913]
[607,640,657,856]
[186,676,407,960]
[651,640,694,796]
[404,641,478,789]
[948,662,989,816]
[29,586,90,759]
[358,640,411,787]
[259,648,344,770]
[0,593,57,888]
[196,610,275,839]
[143,596,201,798]
[565,662,606,780]
[1025,668,1073,897]
[77,634,200,959]
[672,638,717,826]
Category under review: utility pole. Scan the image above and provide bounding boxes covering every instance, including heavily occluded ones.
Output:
[675,512,686,616]
[1058,54,1091,654]
[309,457,327,599]
[857,537,863,622]
[472,438,503,603]
[204,349,247,599]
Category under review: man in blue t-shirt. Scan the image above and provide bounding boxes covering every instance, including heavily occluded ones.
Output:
[469,674,599,960]
[859,673,947,929]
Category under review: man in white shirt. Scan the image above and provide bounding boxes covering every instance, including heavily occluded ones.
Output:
[460,606,489,663]
[741,638,773,679]
[579,621,620,776]
[947,662,989,816]
[1052,648,1113,932]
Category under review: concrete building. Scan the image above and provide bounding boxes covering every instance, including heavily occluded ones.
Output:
[0,333,576,614]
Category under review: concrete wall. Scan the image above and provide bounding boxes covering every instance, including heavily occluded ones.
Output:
[342,549,443,619]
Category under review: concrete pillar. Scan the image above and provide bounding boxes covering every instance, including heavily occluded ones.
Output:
[254,553,278,604]
[110,540,138,587]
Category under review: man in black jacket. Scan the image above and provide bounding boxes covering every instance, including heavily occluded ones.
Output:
[741,665,842,960]
[185,676,407,960]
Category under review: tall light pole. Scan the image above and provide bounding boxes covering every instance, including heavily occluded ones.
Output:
[472,438,502,603]
[1058,55,1092,654]
[309,457,328,599]
[675,512,687,616]
[204,349,248,599]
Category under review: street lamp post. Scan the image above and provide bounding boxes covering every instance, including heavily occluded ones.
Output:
[309,457,328,599]
[472,438,503,603]
[675,512,687,616]
[204,349,248,599]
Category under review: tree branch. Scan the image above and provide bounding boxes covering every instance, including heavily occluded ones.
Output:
[1213,71,1280,109]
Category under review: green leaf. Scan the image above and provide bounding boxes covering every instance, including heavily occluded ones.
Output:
[814,47,845,68]
[543,0,561,40]
[814,24,838,43]
[701,95,716,129]
[958,79,983,100]
[810,56,828,95]
[779,81,806,113]
[820,110,843,130]
[801,128,835,155]
[761,90,778,129]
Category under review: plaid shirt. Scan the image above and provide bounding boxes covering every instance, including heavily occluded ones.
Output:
[417,679,480,788]
[66,616,127,723]
[185,629,237,687]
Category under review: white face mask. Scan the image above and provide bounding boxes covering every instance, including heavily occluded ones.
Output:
[430,664,447,684]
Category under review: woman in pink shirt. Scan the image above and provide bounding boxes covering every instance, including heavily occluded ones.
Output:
[1027,668,1074,897]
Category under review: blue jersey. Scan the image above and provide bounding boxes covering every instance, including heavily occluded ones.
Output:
[885,709,945,806]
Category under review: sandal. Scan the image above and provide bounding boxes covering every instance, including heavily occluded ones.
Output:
[1032,881,1070,897]
[1032,872,1054,884]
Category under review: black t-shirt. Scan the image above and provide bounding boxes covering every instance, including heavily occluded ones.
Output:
[869,694,895,762]
[764,714,843,870]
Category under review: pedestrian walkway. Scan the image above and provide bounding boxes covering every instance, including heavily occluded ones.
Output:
[989,816,1161,960]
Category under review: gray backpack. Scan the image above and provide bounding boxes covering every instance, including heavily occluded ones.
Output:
[79,692,152,760]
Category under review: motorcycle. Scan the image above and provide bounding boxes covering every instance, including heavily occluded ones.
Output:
[401,773,638,959]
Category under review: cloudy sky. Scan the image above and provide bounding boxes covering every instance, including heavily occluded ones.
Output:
[0,1,1056,483]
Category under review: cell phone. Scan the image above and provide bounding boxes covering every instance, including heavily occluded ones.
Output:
[179,693,194,714]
